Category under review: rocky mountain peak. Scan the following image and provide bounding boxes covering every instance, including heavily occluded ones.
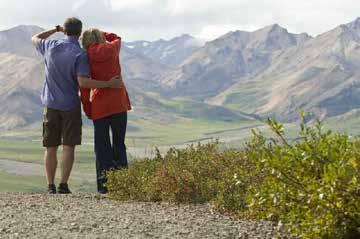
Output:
[166,34,200,46]
[332,22,360,42]
[251,23,299,50]
[209,30,250,49]
[259,23,288,35]
[224,30,249,38]
[0,25,45,57]
[353,17,360,26]
[346,17,360,32]
[0,25,43,37]
[174,34,194,41]
[124,34,203,67]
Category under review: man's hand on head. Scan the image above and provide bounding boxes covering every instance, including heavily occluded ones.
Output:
[58,26,65,33]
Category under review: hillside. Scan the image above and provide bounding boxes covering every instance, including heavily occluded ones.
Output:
[160,24,311,100]
[205,18,360,121]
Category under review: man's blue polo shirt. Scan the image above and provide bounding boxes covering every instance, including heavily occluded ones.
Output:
[35,36,90,111]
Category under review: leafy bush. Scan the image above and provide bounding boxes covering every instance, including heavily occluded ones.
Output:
[245,118,360,238]
[107,116,360,238]
[107,157,158,201]
[108,142,250,206]
[149,144,224,203]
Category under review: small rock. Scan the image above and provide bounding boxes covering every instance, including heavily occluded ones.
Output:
[239,232,249,239]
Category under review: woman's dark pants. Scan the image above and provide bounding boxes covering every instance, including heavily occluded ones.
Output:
[93,112,128,193]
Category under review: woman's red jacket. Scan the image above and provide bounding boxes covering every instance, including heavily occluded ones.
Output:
[80,32,131,121]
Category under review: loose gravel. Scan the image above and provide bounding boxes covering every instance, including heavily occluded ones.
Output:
[0,193,286,239]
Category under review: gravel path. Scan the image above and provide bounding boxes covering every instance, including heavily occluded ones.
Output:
[0,193,284,239]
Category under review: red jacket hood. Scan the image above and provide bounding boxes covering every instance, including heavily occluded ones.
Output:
[88,43,117,63]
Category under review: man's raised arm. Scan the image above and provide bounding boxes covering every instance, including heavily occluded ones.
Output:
[31,26,63,45]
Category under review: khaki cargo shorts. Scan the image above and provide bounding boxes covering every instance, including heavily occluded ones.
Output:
[43,106,82,147]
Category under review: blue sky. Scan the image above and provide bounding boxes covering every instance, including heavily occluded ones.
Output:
[0,0,359,41]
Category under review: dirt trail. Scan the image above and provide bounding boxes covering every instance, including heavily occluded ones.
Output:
[0,193,284,239]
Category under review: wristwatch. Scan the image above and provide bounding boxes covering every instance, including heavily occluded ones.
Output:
[55,25,61,32]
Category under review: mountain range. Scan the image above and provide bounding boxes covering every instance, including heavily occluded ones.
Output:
[0,18,359,131]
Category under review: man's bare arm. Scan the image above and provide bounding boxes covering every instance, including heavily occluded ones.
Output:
[78,76,124,89]
[31,27,63,45]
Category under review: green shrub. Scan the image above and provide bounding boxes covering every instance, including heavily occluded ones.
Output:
[107,157,158,201]
[107,116,360,238]
[149,142,248,204]
[245,118,360,238]
[108,142,249,206]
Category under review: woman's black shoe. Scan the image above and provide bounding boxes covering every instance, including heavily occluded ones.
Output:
[48,184,57,194]
[98,188,108,194]
[57,183,72,194]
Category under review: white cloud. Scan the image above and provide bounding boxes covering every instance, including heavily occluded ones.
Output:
[109,0,156,10]
[0,0,359,41]
[72,0,88,12]
[197,24,244,40]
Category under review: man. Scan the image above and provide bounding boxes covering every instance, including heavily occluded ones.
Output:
[31,17,122,194]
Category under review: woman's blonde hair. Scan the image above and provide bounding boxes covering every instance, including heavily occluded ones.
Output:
[82,28,106,50]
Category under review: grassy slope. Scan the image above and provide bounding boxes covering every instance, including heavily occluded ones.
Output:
[0,103,262,192]
[0,171,44,193]
[2,88,358,192]
[208,78,271,113]
[0,170,95,193]
[0,137,97,192]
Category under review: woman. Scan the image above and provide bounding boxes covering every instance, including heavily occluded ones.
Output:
[81,29,131,194]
